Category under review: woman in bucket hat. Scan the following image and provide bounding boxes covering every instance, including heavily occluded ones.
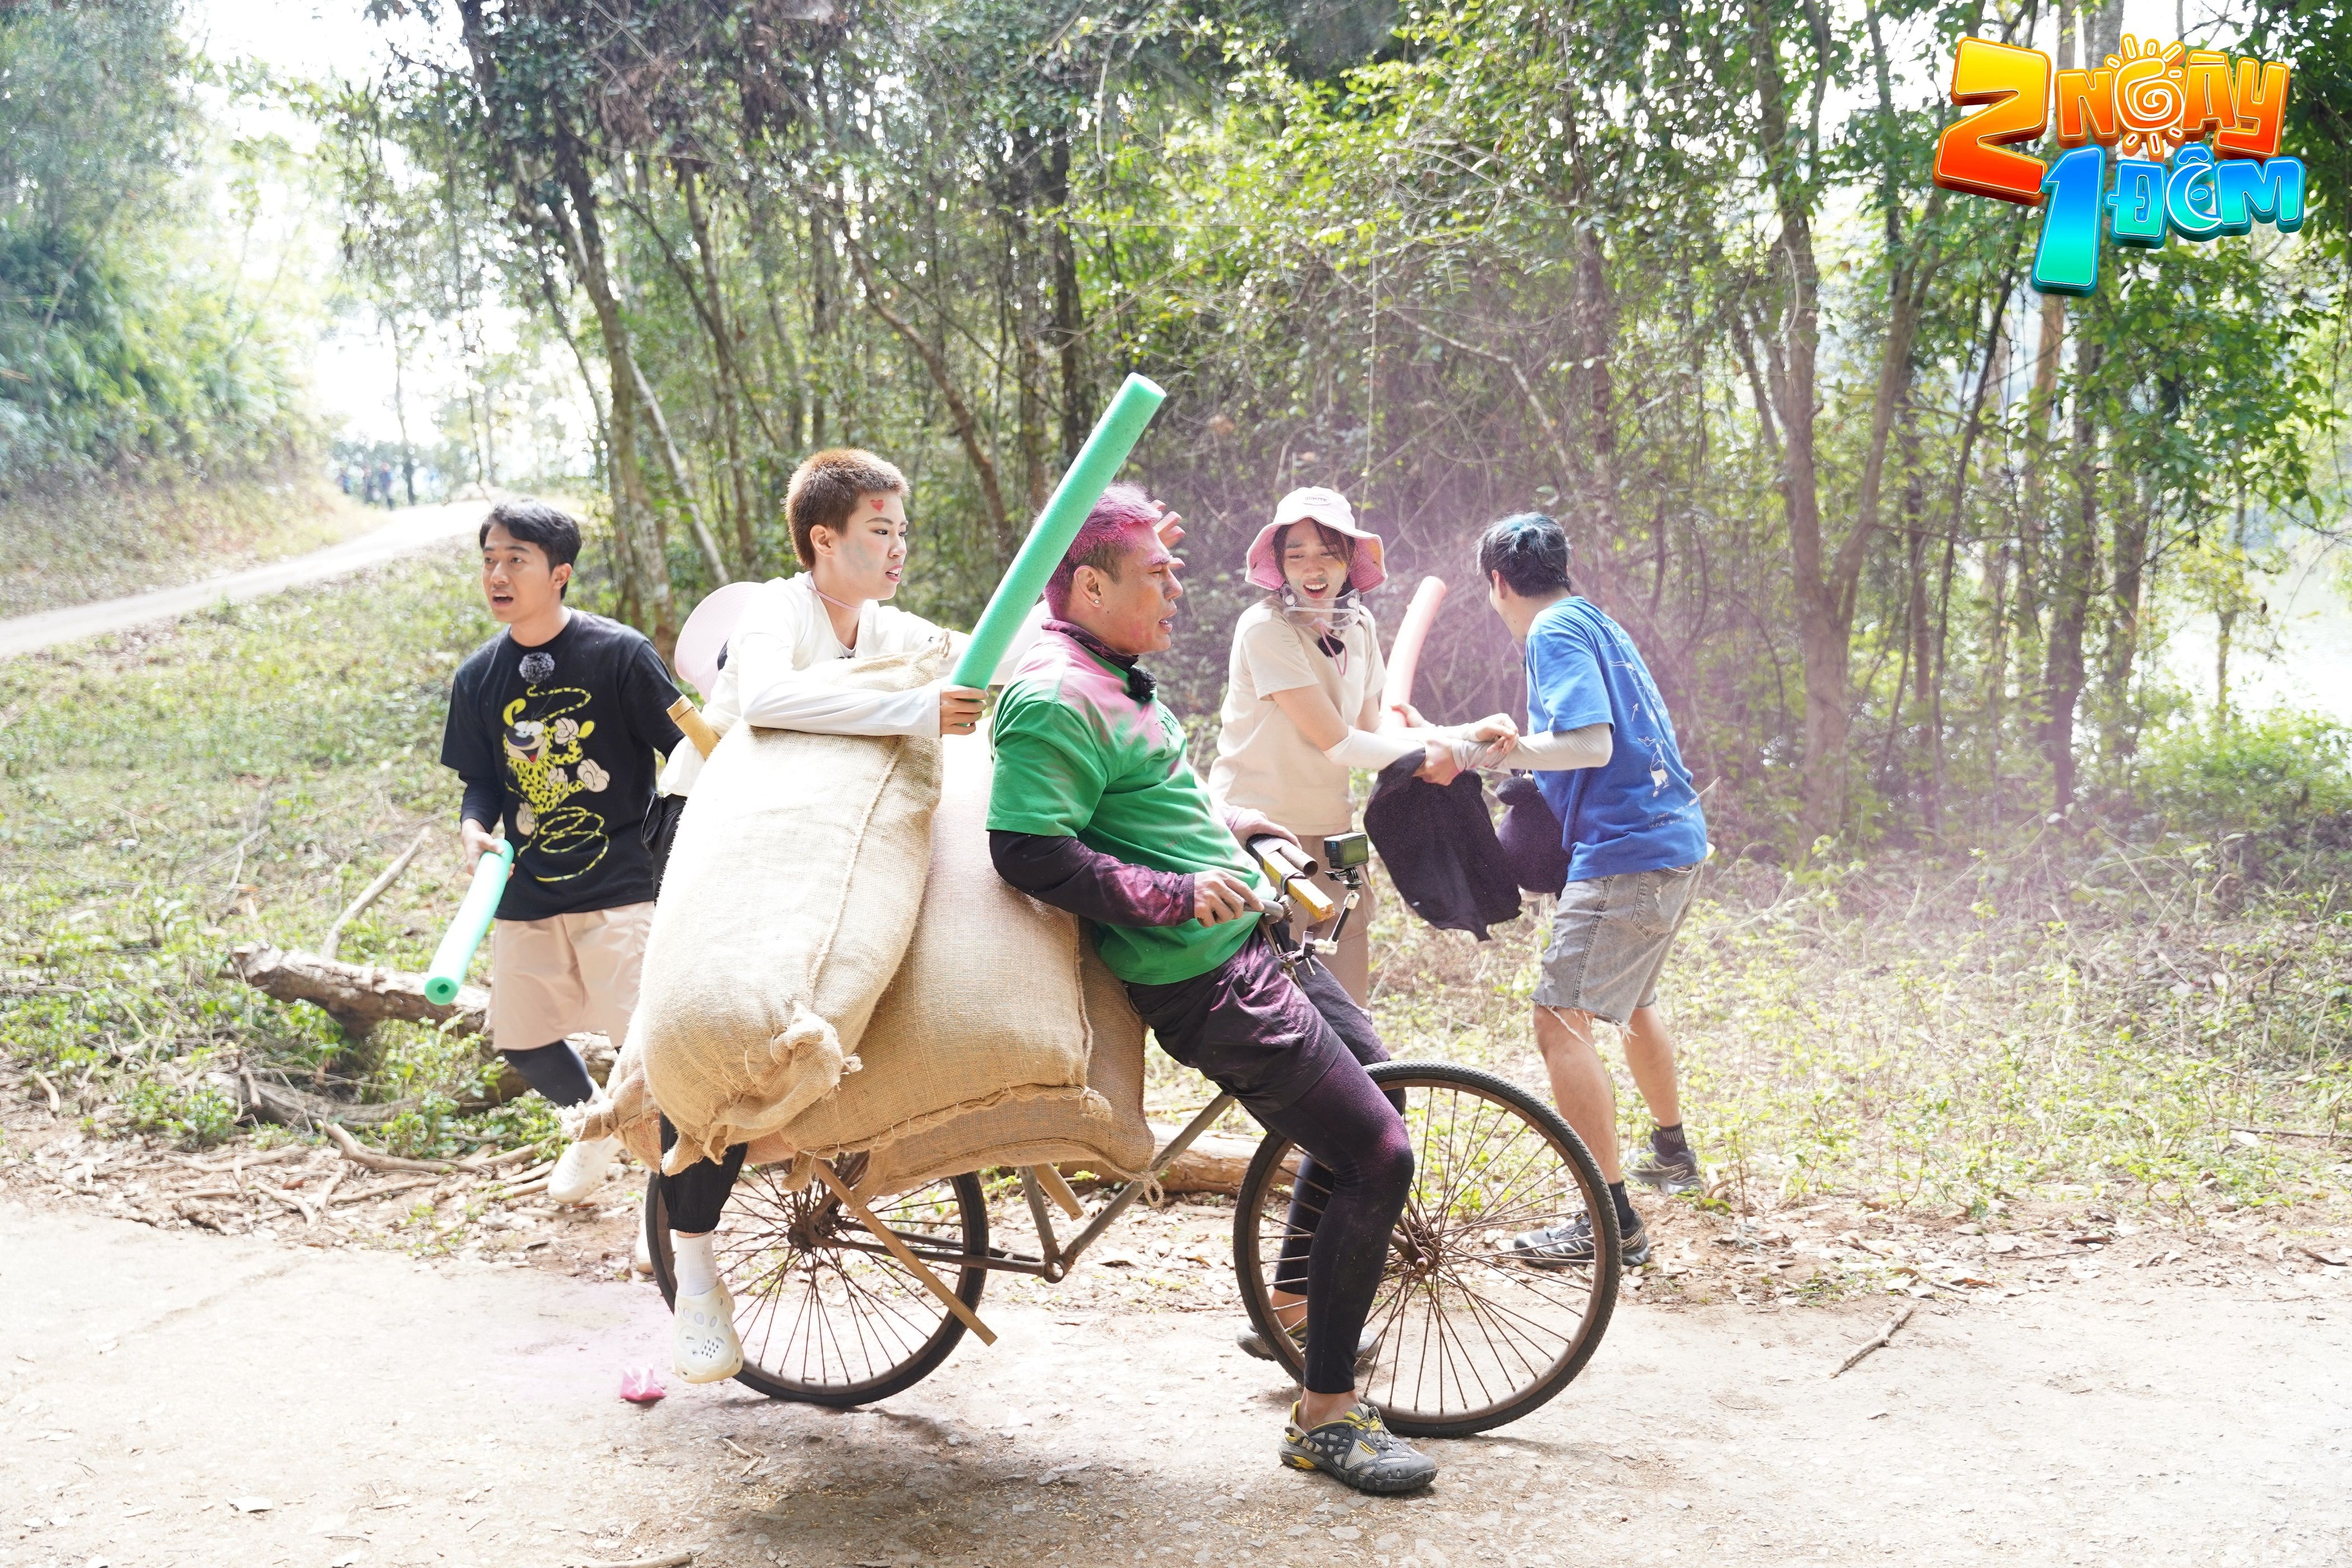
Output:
[1207,486,1513,1370]
[1209,487,1514,1001]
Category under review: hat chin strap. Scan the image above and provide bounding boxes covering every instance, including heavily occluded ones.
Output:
[1277,585,1365,630]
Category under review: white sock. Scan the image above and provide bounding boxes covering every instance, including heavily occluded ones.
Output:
[674,1231,719,1297]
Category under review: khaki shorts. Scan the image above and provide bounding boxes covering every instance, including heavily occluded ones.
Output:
[1532,863,1702,1026]
[489,902,655,1051]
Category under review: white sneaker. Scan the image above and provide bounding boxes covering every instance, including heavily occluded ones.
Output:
[673,1285,743,1384]
[632,1218,655,1278]
[547,1135,619,1205]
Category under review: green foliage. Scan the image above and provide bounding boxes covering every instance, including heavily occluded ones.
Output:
[1333,844,2351,1222]
[2137,711,2352,838]
[0,0,314,483]
[118,1074,241,1147]
[0,550,563,1151]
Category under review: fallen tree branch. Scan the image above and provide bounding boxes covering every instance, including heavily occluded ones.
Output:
[325,1121,459,1175]
[322,827,434,961]
[1832,1303,1917,1378]
[224,942,613,1104]
[227,943,485,1033]
[236,1067,419,1132]
[1084,1124,1268,1197]
[328,1174,443,1207]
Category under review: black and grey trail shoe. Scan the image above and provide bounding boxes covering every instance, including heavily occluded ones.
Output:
[1236,1319,1382,1367]
[1628,1129,1704,1195]
[1278,1401,1438,1495]
[1505,1212,1650,1269]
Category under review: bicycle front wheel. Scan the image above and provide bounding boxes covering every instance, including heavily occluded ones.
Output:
[1231,1060,1619,1438]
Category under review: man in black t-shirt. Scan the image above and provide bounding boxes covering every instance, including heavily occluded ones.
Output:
[439,499,682,1208]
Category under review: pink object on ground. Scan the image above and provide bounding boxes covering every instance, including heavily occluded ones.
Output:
[672,581,763,696]
[619,1367,667,1404]
[1382,576,1448,717]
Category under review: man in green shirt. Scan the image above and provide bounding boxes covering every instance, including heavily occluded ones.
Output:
[987,483,1436,1496]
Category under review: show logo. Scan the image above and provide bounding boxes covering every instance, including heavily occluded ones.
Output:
[1931,36,2303,295]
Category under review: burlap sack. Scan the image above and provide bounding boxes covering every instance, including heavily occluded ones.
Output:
[773,730,1095,1153]
[633,642,945,1173]
[590,942,1147,1191]
[585,728,1152,1193]
[856,941,1152,1196]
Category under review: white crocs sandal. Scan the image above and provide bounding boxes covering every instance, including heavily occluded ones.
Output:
[548,1134,619,1205]
[673,1286,743,1384]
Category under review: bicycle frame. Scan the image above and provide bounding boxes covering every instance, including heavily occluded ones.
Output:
[819,850,1367,1285]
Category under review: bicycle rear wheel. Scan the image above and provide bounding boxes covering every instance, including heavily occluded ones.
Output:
[645,1156,989,1406]
[1232,1060,1618,1438]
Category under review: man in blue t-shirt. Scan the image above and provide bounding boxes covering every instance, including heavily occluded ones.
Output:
[1477,513,1709,1270]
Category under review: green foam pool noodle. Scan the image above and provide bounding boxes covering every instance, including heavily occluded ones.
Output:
[423,839,513,1006]
[950,372,1167,689]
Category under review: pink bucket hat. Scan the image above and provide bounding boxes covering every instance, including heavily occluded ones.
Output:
[1244,487,1388,594]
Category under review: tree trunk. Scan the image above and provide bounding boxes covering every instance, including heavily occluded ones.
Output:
[1006,142,1052,529]
[556,142,678,654]
[838,212,1012,550]
[2101,480,2151,768]
[680,169,756,573]
[387,317,419,506]
[628,353,732,590]
[453,0,675,654]
[2043,338,2102,810]
[1748,0,1848,842]
[1561,95,1618,539]
[1044,128,1091,464]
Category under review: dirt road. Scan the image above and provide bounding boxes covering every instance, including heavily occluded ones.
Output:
[0,502,486,660]
[4,1195,2347,1568]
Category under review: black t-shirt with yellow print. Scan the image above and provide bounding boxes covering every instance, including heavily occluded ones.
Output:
[438,612,685,921]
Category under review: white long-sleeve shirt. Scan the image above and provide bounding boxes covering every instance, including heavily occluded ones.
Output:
[660,574,1043,797]
[1511,723,1613,771]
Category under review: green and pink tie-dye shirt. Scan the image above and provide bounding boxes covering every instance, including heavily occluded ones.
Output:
[987,625,1265,986]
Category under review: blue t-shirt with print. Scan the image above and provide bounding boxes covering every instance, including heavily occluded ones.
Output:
[1523,596,1708,883]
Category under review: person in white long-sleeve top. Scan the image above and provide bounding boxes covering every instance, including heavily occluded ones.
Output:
[659,449,993,808]
[648,446,1049,1384]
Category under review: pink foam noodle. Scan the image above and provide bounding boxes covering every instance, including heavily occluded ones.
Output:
[1382,575,1448,718]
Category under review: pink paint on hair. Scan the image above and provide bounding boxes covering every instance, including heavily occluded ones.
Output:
[1044,482,1161,617]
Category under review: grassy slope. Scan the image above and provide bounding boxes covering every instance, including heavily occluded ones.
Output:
[0,463,380,619]
[2,553,2346,1225]
[0,547,557,1155]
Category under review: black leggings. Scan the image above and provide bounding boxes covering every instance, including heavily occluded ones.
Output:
[502,1041,595,1107]
[1128,942,1413,1396]
[1263,1049,1414,1393]
[657,1115,744,1234]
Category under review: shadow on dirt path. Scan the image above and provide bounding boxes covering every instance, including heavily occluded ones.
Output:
[3,1198,2347,1567]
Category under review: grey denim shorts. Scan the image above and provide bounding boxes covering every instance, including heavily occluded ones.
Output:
[1532,861,1704,1026]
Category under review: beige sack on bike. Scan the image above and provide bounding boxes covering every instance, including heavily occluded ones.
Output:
[632,642,945,1174]
[588,724,1138,1187]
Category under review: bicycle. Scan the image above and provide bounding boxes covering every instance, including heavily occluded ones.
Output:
[643,832,1620,1436]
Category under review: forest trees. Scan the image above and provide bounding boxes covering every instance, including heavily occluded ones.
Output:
[0,0,312,487]
[343,0,2346,849]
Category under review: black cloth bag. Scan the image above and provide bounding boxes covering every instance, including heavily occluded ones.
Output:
[1362,757,1522,941]
[1494,772,1570,896]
